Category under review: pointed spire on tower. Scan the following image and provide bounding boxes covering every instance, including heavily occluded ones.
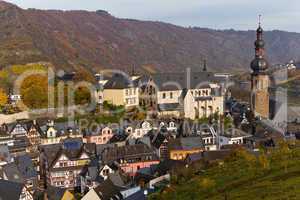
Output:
[203,59,207,72]
[251,15,268,73]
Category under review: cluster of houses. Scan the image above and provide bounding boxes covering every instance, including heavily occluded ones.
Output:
[0,106,292,200]
[0,67,299,199]
[0,68,298,200]
[95,70,230,120]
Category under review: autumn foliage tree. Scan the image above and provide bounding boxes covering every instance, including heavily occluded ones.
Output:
[0,88,8,107]
[74,87,91,105]
[20,75,48,109]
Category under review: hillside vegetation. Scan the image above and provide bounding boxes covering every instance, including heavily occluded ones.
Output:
[0,1,300,73]
[150,143,300,200]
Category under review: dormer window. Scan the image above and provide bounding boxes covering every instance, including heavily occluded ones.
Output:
[169,122,175,127]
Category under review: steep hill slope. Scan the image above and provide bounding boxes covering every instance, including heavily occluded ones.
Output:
[0,1,300,73]
[150,147,300,200]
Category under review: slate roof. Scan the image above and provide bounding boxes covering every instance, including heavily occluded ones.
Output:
[40,121,81,138]
[102,144,158,164]
[168,136,204,151]
[57,72,75,81]
[24,120,44,135]
[81,158,103,183]
[7,121,28,134]
[150,132,166,149]
[14,154,38,179]
[104,74,139,89]
[124,189,155,200]
[40,144,62,167]
[108,171,129,187]
[109,134,129,144]
[46,186,68,200]
[136,136,152,148]
[96,143,116,155]
[124,190,147,200]
[158,103,181,111]
[151,72,225,91]
[0,179,25,200]
[155,159,185,175]
[2,163,24,183]
[93,179,123,200]
[186,150,232,163]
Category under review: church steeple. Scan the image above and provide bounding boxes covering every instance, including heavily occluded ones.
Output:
[251,15,269,74]
[250,15,270,119]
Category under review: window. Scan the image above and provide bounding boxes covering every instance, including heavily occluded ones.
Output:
[27,180,33,187]
[103,169,110,176]
[162,93,166,99]
[174,153,177,159]
[170,122,175,127]
[178,154,183,160]
[126,89,129,96]
[170,92,173,99]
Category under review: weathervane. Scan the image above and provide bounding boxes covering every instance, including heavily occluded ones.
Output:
[259,14,262,26]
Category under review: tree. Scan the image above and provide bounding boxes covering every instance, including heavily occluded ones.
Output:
[74,87,91,105]
[0,88,8,107]
[20,75,48,109]
[223,115,233,130]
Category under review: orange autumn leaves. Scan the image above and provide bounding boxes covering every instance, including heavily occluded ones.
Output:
[0,88,8,107]
[20,75,49,109]
[20,75,91,109]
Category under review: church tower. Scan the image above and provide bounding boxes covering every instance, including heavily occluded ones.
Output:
[250,17,270,119]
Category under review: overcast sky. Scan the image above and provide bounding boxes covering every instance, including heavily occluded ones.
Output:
[6,0,300,32]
